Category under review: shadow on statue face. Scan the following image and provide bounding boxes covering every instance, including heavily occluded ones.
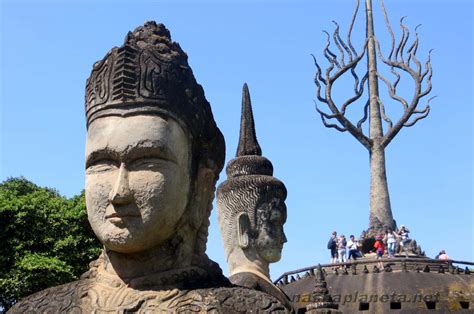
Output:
[255,200,287,263]
[85,115,191,254]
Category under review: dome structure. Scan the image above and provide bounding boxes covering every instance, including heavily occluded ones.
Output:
[276,257,473,313]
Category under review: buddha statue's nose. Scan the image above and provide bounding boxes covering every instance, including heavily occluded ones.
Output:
[110,163,133,205]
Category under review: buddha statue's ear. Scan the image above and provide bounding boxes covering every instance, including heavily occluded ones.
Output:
[191,166,216,257]
[191,167,214,227]
[196,167,214,202]
[237,213,251,249]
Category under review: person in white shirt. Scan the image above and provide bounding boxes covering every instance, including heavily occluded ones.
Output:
[347,235,359,260]
[385,228,397,258]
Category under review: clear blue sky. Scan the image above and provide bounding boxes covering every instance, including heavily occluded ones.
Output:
[1,0,472,279]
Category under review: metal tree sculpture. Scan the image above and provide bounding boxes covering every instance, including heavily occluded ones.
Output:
[313,0,433,234]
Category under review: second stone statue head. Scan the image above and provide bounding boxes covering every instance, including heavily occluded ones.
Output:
[84,21,225,259]
[217,84,287,275]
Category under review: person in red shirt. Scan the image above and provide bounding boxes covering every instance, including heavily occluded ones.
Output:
[374,235,385,269]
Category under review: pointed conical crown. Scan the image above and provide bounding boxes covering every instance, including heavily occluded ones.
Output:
[226,84,273,178]
[236,83,262,157]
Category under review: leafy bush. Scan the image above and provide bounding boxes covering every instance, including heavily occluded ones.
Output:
[0,177,101,311]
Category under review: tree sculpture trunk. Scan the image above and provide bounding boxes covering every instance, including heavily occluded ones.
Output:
[366,0,395,232]
[369,140,394,232]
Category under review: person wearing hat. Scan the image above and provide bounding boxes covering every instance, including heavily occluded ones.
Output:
[397,225,410,256]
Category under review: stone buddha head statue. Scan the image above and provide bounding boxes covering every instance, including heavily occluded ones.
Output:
[84,21,225,278]
[217,84,287,280]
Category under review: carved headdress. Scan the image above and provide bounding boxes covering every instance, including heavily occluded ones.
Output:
[217,83,287,258]
[85,21,224,176]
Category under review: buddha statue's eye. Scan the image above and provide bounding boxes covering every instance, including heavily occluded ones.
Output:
[86,159,119,173]
[128,157,166,171]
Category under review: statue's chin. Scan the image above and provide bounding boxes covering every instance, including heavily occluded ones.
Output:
[95,224,154,254]
[259,248,282,263]
[102,240,144,254]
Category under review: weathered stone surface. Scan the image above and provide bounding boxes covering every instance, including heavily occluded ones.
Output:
[10,22,288,313]
[10,255,287,313]
[229,272,293,310]
[85,115,191,256]
[216,84,291,310]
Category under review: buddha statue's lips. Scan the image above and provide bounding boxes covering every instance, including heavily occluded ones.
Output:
[106,212,140,227]
[104,205,140,219]
[105,212,140,219]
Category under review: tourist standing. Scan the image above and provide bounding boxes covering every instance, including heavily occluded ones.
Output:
[374,235,385,269]
[386,228,397,258]
[337,235,347,263]
[328,231,338,264]
[397,225,410,256]
[347,235,359,260]
[438,250,450,261]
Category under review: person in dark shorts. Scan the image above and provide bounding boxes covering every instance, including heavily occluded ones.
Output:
[328,231,338,263]
[347,235,359,260]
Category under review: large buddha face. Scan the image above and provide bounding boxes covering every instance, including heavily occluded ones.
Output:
[254,198,287,263]
[85,115,191,253]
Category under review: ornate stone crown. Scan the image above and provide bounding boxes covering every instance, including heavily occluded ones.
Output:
[85,21,224,173]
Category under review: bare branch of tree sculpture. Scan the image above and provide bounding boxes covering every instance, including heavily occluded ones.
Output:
[313,0,371,149]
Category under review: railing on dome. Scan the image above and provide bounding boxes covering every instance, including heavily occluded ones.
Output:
[273,258,474,285]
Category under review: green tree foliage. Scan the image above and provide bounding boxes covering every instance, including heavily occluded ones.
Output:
[0,177,101,311]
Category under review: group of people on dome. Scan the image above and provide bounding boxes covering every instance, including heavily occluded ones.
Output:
[374,224,411,259]
[327,225,414,265]
[327,231,363,264]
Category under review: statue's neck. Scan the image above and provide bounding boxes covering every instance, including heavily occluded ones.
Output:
[103,249,169,280]
[228,248,270,279]
[90,247,225,290]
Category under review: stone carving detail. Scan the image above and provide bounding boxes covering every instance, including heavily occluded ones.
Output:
[139,49,165,97]
[398,238,425,256]
[112,44,138,102]
[10,22,287,313]
[306,265,340,313]
[83,21,222,159]
[85,54,113,107]
[216,83,291,310]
